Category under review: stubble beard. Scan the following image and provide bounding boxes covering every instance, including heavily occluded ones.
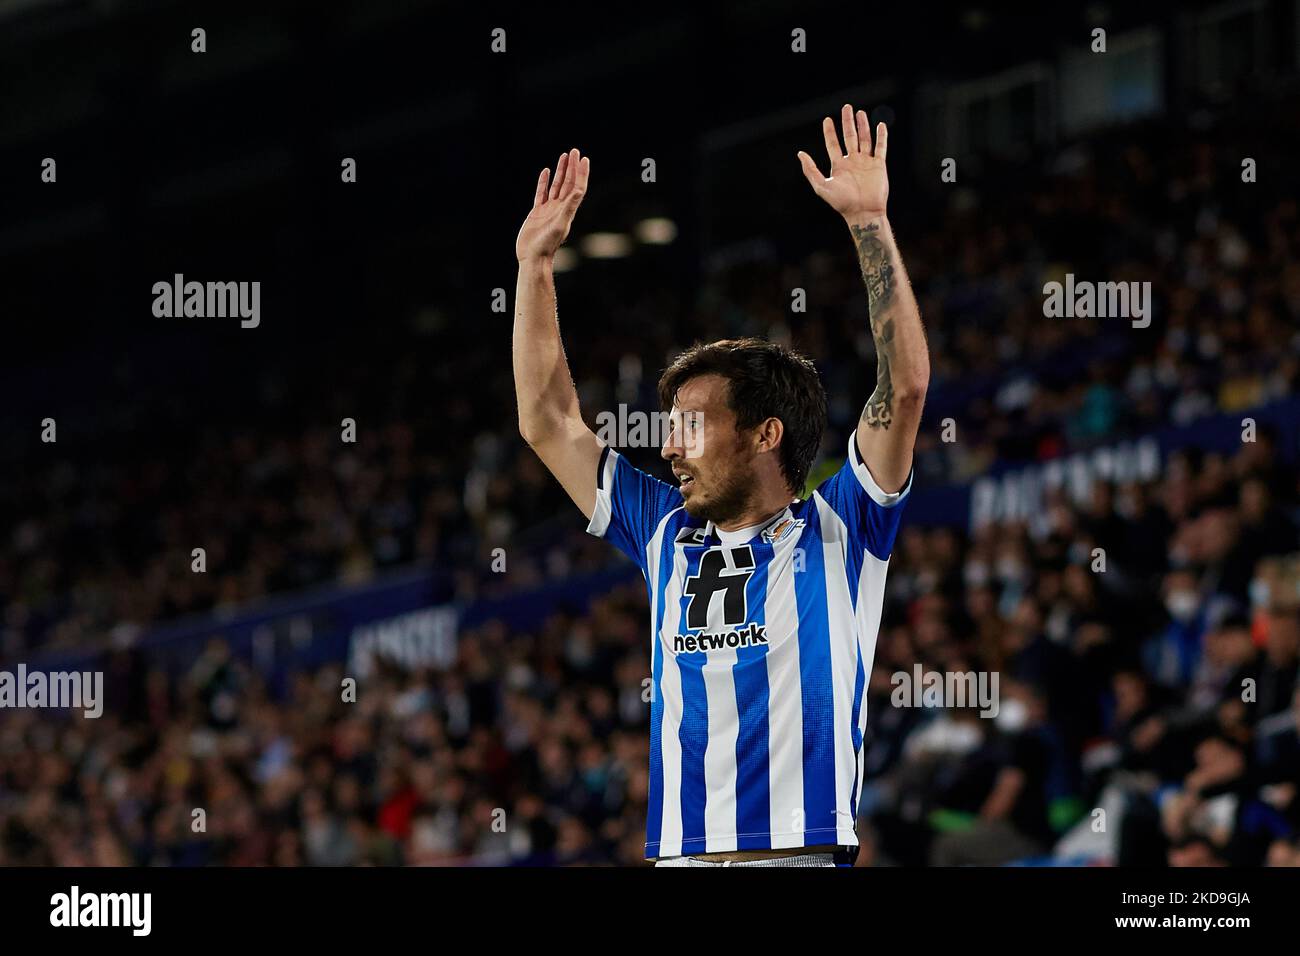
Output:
[682,464,758,526]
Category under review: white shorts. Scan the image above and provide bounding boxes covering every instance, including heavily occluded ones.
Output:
[654,853,837,867]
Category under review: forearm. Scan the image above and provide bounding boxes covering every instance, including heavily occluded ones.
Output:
[513,256,583,445]
[848,214,930,426]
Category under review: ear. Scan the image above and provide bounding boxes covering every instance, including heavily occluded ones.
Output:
[756,417,784,452]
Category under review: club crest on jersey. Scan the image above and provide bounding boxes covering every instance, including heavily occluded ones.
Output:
[762,516,804,544]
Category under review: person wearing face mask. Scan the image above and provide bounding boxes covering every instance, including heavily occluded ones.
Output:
[1145,568,1208,688]
[1165,576,1202,625]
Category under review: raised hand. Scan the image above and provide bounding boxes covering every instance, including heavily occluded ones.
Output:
[797,105,889,223]
[516,148,590,262]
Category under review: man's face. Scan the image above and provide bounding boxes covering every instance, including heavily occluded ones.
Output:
[660,374,757,524]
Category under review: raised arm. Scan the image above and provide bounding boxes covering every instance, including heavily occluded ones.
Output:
[798,105,929,494]
[513,148,603,519]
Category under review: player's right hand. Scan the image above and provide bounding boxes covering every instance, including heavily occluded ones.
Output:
[516,148,590,262]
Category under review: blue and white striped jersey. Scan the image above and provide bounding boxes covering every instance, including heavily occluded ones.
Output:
[587,430,911,859]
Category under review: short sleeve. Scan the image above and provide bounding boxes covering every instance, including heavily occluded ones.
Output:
[813,429,912,561]
[586,446,682,570]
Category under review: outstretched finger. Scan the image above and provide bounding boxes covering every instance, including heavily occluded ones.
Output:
[841,104,859,154]
[856,111,870,155]
[874,122,888,161]
[549,152,569,200]
[797,150,827,194]
[533,168,550,207]
[570,154,590,200]
[821,116,842,165]
[559,148,581,199]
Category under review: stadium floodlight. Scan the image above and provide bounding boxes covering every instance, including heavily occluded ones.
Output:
[634,217,677,244]
[552,247,579,272]
[580,232,633,258]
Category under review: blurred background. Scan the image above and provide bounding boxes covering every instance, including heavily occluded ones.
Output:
[1,0,1299,866]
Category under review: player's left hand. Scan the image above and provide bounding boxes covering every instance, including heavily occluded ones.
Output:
[798,104,889,222]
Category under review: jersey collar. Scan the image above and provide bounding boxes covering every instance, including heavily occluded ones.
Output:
[702,505,798,546]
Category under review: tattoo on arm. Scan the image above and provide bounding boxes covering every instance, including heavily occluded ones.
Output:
[850,222,895,311]
[851,221,897,430]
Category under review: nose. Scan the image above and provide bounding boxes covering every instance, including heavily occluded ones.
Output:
[660,408,691,463]
[661,418,684,461]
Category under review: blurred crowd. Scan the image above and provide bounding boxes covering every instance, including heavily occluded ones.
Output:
[0,606,655,866]
[4,114,1299,658]
[2,109,1299,865]
[3,433,1296,866]
[863,434,1299,867]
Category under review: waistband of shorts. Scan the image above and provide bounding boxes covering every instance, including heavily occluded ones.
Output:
[654,852,837,867]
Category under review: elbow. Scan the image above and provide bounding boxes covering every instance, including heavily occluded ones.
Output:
[518,419,544,448]
[519,413,560,449]
[895,374,929,409]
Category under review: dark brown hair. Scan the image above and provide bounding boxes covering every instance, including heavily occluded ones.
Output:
[657,337,827,494]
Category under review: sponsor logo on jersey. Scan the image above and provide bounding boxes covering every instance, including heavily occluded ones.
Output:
[673,622,768,654]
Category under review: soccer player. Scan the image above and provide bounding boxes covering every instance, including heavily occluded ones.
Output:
[512,105,929,866]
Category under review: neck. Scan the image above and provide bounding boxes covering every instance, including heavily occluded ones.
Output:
[714,494,793,533]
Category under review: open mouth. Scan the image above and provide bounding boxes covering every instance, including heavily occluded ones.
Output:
[676,473,696,491]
